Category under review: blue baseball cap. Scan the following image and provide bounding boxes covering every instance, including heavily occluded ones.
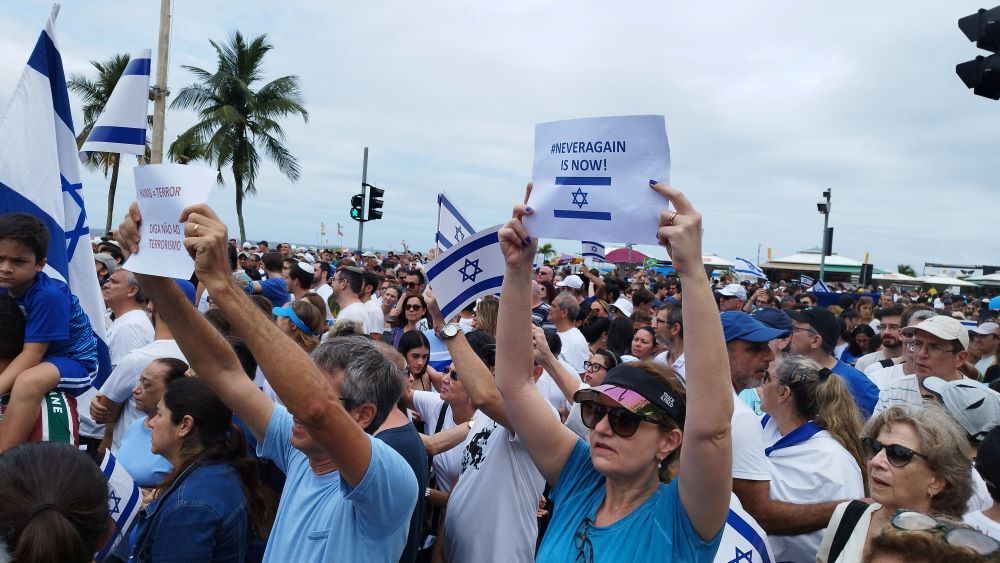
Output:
[750,307,793,333]
[721,311,789,343]
[173,279,196,305]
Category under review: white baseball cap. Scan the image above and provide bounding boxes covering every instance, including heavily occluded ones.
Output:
[717,283,747,301]
[970,322,999,336]
[556,275,583,290]
[902,315,970,350]
[612,297,633,317]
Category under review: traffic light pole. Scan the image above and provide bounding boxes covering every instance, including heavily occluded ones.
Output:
[357,147,368,252]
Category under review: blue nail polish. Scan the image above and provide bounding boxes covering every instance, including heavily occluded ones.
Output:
[649,179,658,185]
[524,236,532,244]
[525,207,533,213]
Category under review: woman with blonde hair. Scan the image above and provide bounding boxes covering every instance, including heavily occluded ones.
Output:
[272,300,322,353]
[472,297,499,338]
[757,354,866,562]
[817,403,975,561]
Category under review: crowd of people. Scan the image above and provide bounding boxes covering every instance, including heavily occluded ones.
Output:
[1,181,1000,562]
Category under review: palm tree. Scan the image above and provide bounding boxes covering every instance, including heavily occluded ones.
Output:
[170,31,308,242]
[897,264,916,277]
[68,53,135,233]
[538,242,556,260]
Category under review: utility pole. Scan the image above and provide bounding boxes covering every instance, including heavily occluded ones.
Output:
[817,189,832,285]
[357,147,368,252]
[149,0,171,164]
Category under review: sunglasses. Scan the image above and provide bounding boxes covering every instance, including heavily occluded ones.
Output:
[446,369,459,381]
[862,437,928,467]
[579,400,661,438]
[403,281,419,288]
[891,510,999,555]
[405,304,424,311]
[582,361,608,373]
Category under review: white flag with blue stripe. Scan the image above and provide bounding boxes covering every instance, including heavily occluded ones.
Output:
[734,257,767,280]
[436,191,477,250]
[426,224,504,320]
[0,5,110,383]
[79,48,151,160]
[800,274,814,287]
[95,451,142,561]
[581,240,605,261]
[810,279,831,293]
[716,493,774,563]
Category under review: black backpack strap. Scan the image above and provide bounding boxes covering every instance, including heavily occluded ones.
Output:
[426,404,449,471]
[878,358,895,368]
[828,500,870,562]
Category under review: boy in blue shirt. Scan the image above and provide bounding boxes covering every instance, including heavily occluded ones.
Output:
[0,213,98,450]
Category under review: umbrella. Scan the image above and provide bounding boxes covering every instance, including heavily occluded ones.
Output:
[991,296,1000,311]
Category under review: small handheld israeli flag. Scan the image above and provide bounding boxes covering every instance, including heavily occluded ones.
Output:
[800,274,814,287]
[79,49,151,161]
[810,279,831,293]
[581,240,605,261]
[436,191,477,250]
[95,451,142,561]
[426,225,504,320]
[716,493,774,563]
[734,257,767,280]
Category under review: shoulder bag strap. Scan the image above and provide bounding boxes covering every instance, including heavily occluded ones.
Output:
[828,500,870,562]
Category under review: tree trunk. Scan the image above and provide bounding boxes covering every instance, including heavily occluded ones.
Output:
[235,172,246,243]
[104,154,120,234]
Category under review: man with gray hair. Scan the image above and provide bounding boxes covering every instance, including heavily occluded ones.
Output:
[115,202,417,562]
[549,293,589,374]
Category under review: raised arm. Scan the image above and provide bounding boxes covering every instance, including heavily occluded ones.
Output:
[494,185,579,485]
[118,202,373,487]
[531,324,583,403]
[423,289,510,430]
[651,182,733,540]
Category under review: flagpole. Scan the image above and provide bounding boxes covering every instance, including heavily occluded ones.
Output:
[149,0,172,164]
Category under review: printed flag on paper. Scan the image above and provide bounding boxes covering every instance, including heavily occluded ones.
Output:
[718,493,774,563]
[79,48,151,160]
[436,191,477,250]
[734,257,767,280]
[0,6,110,386]
[95,451,142,561]
[581,240,605,261]
[426,224,504,321]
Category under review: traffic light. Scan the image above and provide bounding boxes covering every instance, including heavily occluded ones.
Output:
[957,6,1000,99]
[350,194,363,222]
[365,183,384,221]
[822,227,834,256]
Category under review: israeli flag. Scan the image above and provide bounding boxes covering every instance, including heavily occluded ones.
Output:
[0,6,110,383]
[716,493,774,563]
[436,191,477,250]
[581,240,605,261]
[810,279,831,293]
[800,274,814,287]
[734,257,767,280]
[426,224,504,320]
[95,451,142,561]
[79,48,151,160]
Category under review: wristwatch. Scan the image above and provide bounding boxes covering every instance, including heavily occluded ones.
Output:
[440,322,461,339]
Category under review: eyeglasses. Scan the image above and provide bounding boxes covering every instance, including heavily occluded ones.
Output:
[582,361,609,373]
[574,517,594,563]
[862,437,928,468]
[905,339,959,355]
[890,510,999,555]
[579,400,662,438]
[791,326,818,336]
[403,281,419,288]
[405,304,424,311]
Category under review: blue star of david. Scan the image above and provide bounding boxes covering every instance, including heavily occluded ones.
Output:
[61,175,89,261]
[459,258,484,283]
[590,245,599,253]
[728,546,753,563]
[109,489,122,514]
[454,226,465,241]
[571,187,589,209]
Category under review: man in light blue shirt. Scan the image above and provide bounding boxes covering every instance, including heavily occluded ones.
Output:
[122,203,417,563]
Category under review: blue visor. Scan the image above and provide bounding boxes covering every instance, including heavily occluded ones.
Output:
[272,306,315,336]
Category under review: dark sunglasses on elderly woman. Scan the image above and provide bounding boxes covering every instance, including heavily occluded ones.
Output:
[861,437,928,468]
[579,400,662,438]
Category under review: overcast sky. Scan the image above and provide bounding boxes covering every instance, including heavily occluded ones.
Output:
[1,1,997,273]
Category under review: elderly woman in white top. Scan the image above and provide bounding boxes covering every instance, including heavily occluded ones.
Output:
[757,354,866,562]
[816,403,974,562]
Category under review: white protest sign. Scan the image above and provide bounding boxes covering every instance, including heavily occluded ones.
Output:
[124,163,216,279]
[525,115,670,245]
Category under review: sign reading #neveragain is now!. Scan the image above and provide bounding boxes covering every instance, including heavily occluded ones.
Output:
[524,115,671,246]
[123,163,215,279]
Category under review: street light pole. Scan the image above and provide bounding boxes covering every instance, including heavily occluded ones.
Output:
[817,189,831,285]
[150,0,171,164]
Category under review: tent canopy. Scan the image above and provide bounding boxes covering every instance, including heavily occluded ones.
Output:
[966,273,1000,288]
[917,275,980,288]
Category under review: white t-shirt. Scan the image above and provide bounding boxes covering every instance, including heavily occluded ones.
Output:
[977,355,997,376]
[335,301,371,334]
[411,390,466,493]
[762,417,865,563]
[970,470,994,513]
[80,309,155,439]
[364,299,384,336]
[557,327,590,374]
[732,390,772,481]
[964,510,1000,539]
[654,351,686,382]
[871,372,922,416]
[312,284,334,321]
[444,406,556,563]
[100,340,186,451]
[866,362,907,389]
[855,349,889,374]
[536,358,577,414]
[816,502,882,562]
